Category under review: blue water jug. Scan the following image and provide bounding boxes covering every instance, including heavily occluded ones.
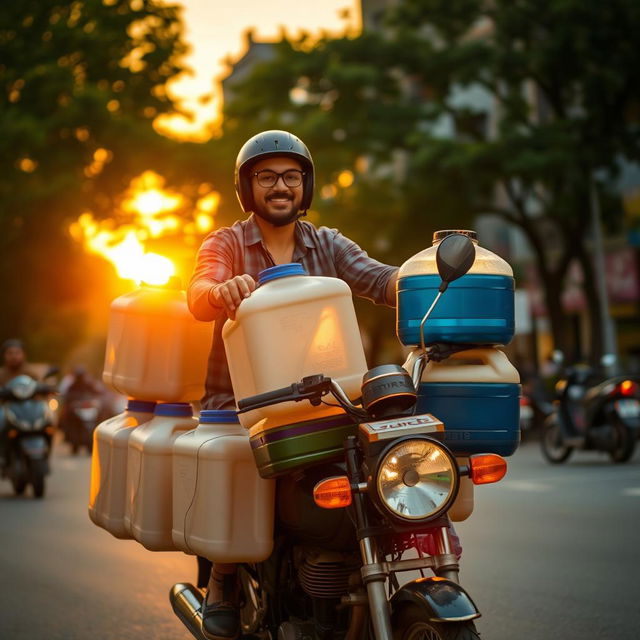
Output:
[404,348,521,456]
[397,230,515,346]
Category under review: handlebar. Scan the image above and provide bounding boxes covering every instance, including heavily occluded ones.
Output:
[236,375,333,413]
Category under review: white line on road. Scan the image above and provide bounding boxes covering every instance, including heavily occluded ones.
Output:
[622,487,640,496]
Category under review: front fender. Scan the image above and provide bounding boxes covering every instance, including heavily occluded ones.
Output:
[391,577,480,623]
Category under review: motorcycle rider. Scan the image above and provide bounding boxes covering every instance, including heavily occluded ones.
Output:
[0,339,48,466]
[58,365,104,448]
[188,130,399,640]
[0,339,43,386]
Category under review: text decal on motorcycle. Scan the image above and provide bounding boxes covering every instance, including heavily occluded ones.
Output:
[359,413,444,442]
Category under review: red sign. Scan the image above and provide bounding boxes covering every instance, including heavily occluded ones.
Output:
[525,248,640,316]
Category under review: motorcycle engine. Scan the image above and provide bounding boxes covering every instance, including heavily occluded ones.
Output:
[298,550,359,599]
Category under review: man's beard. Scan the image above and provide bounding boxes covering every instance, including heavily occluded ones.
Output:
[254,193,306,227]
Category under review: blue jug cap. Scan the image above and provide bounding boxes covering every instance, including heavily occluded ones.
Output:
[127,400,157,414]
[154,402,193,417]
[199,410,240,424]
[258,263,307,285]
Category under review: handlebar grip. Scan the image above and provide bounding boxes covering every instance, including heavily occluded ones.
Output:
[236,384,298,411]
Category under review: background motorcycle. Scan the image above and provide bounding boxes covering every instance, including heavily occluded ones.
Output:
[0,372,57,498]
[170,234,509,640]
[540,353,639,463]
[58,370,104,455]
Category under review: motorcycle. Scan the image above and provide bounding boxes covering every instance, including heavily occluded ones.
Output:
[540,354,639,464]
[59,382,103,455]
[0,372,57,498]
[61,393,102,455]
[170,234,509,640]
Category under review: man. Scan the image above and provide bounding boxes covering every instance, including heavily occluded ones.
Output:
[188,130,398,640]
[0,339,43,387]
[0,339,50,466]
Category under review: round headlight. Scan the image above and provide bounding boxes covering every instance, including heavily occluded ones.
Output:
[375,438,458,522]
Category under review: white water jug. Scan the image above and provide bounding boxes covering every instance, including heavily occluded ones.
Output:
[125,402,197,551]
[89,399,156,538]
[172,410,275,562]
[103,284,213,403]
[223,264,367,430]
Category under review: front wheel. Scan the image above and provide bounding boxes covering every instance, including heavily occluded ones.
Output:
[540,415,573,464]
[393,604,480,640]
[30,459,47,498]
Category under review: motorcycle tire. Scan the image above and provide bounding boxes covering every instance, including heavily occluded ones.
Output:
[393,604,480,640]
[609,417,636,464]
[30,459,47,498]
[540,415,573,464]
[12,475,27,496]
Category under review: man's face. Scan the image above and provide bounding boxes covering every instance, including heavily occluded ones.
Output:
[250,156,304,226]
[3,346,25,369]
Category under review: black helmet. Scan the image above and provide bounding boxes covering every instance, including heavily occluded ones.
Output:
[235,130,314,213]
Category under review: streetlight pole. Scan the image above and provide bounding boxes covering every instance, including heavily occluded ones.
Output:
[590,175,618,374]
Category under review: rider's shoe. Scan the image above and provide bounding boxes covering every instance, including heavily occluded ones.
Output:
[201,571,240,640]
[201,599,240,640]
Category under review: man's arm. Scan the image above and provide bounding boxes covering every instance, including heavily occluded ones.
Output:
[188,230,257,321]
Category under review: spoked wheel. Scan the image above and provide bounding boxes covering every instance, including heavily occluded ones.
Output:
[393,605,480,640]
[609,417,636,463]
[540,415,573,464]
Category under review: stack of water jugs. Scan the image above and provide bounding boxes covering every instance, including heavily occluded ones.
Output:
[89,229,519,561]
[397,229,520,520]
[89,285,275,562]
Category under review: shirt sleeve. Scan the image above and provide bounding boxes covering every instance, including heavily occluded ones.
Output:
[332,230,398,306]
[187,229,236,321]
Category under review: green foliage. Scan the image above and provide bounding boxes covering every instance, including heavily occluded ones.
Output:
[0,0,188,359]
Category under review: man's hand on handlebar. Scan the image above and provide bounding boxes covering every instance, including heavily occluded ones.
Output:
[209,275,256,320]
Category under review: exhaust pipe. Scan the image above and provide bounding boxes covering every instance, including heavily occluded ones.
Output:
[170,583,207,640]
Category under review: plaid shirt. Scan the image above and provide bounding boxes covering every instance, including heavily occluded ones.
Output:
[188,214,398,409]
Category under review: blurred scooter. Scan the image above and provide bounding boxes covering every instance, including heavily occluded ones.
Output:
[0,371,57,497]
[541,352,639,463]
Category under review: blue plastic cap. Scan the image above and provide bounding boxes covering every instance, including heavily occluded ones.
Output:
[154,402,193,417]
[199,410,240,424]
[258,263,307,285]
[127,400,157,414]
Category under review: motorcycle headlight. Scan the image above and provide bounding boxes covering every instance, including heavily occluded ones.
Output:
[375,438,458,522]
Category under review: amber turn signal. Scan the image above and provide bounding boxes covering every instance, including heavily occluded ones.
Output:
[469,454,507,485]
[313,476,352,509]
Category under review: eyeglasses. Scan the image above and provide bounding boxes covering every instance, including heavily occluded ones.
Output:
[253,169,305,188]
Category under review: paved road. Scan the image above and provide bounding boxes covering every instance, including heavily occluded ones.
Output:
[1,438,639,639]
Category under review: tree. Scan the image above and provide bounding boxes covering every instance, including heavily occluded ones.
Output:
[388,0,640,361]
[0,0,189,359]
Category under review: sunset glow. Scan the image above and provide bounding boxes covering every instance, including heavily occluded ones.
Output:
[70,171,217,285]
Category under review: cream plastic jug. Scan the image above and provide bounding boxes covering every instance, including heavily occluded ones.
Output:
[172,410,275,562]
[89,400,156,538]
[102,284,213,403]
[125,402,197,551]
[404,347,521,457]
[397,230,515,346]
[223,264,368,430]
